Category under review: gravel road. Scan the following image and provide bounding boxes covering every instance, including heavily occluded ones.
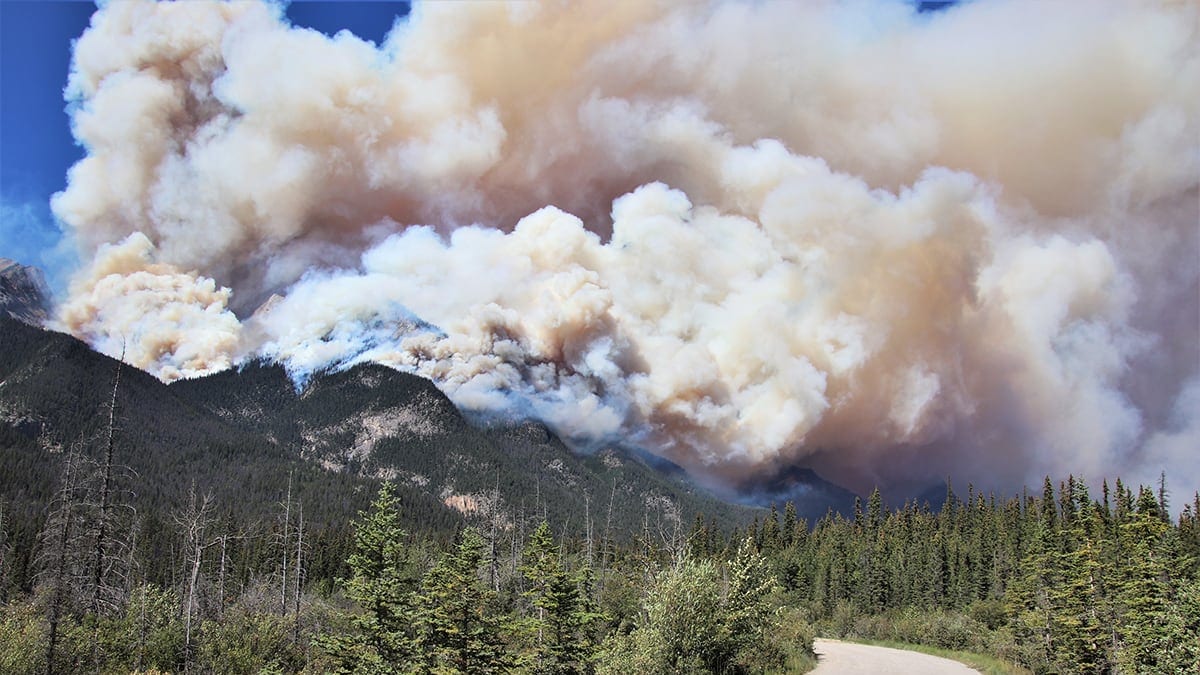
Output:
[811,638,982,674]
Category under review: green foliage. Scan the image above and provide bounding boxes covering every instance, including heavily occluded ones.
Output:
[0,600,44,675]
[598,556,727,674]
[517,521,603,674]
[804,477,1199,675]
[0,316,763,599]
[110,584,184,673]
[317,483,420,674]
[413,527,511,674]
[3,317,1198,675]
[1153,576,1200,674]
[598,541,789,675]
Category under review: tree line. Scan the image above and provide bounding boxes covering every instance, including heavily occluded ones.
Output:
[4,455,1199,674]
[731,476,1199,674]
[0,478,812,674]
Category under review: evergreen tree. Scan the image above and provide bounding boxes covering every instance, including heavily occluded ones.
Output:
[1154,577,1200,673]
[317,483,419,674]
[866,488,883,533]
[760,505,780,551]
[781,502,797,549]
[414,527,511,674]
[518,521,602,674]
[1006,485,1061,672]
[1046,488,1108,673]
[1113,488,1176,674]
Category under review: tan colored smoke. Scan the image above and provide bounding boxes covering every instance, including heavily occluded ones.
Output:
[52,0,1199,497]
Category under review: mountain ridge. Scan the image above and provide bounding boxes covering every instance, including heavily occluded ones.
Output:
[0,258,51,325]
[0,312,860,528]
[2,315,811,592]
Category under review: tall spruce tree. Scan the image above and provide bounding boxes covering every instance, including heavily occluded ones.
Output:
[1114,488,1176,674]
[414,527,511,674]
[317,483,419,674]
[519,521,602,674]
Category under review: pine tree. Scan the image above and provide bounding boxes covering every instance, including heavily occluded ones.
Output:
[1114,488,1175,673]
[414,527,511,673]
[1046,486,1108,673]
[866,488,883,533]
[519,521,602,674]
[760,504,780,551]
[1006,482,1060,672]
[781,502,798,549]
[1180,492,1200,578]
[1154,576,1200,673]
[317,483,419,674]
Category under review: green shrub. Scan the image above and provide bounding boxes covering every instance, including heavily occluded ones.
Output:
[0,602,44,675]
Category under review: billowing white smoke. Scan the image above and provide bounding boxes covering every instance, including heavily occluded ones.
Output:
[51,0,1199,497]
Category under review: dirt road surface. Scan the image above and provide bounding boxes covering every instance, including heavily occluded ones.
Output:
[811,638,982,674]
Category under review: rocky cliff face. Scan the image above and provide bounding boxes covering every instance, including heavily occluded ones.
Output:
[0,258,51,325]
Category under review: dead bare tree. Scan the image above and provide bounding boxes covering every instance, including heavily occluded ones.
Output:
[584,491,594,569]
[488,471,500,592]
[0,499,10,604]
[175,485,217,675]
[278,471,293,614]
[85,356,139,672]
[37,448,90,675]
[291,501,306,647]
[598,479,617,593]
[88,354,123,618]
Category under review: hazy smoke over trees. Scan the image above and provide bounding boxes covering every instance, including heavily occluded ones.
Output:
[50,0,1199,497]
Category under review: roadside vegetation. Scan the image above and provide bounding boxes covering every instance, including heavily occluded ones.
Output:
[3,470,1197,673]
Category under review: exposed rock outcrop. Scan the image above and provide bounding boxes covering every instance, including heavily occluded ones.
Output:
[0,259,51,325]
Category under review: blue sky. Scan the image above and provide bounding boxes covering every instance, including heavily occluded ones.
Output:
[0,0,410,293]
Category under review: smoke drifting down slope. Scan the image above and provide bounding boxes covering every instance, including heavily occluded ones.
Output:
[52,0,1199,497]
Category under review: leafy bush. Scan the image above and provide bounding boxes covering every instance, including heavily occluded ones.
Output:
[0,602,44,675]
[598,541,791,675]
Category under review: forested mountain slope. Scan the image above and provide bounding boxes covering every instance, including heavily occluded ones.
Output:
[0,315,771,594]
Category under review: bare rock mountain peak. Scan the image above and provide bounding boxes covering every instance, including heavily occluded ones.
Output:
[0,258,52,325]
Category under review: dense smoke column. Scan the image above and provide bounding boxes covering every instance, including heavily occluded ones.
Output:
[51,0,1200,498]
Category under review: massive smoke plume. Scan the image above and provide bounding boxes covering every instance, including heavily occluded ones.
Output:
[51,0,1199,498]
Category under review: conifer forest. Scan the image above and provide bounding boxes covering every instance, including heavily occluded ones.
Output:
[1,462,1197,673]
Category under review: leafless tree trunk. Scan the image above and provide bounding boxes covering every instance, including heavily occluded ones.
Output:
[292,501,305,646]
[488,472,500,592]
[88,357,126,673]
[511,498,525,582]
[0,500,9,605]
[604,481,617,548]
[279,472,293,614]
[89,355,122,617]
[217,534,228,616]
[176,486,216,675]
[598,480,617,593]
[40,450,87,675]
[584,492,594,568]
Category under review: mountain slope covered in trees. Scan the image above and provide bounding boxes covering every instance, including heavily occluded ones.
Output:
[0,315,784,596]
